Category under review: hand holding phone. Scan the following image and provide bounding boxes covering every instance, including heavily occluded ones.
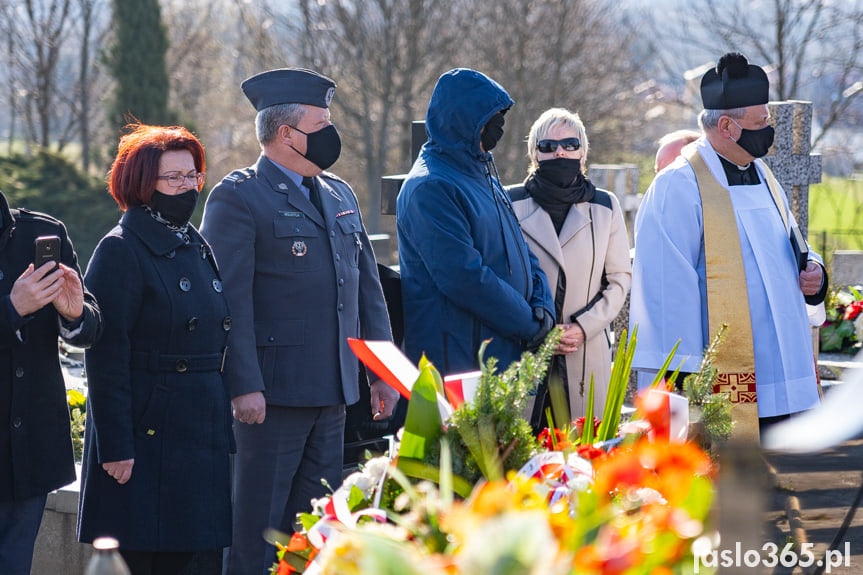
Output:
[34,235,61,273]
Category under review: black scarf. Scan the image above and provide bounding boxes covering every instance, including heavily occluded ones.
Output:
[524,167,596,235]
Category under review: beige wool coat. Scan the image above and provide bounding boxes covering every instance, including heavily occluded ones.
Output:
[510,186,632,421]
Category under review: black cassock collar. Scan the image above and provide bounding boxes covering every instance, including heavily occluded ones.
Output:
[718,154,761,186]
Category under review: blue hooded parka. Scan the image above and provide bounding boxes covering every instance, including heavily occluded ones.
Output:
[396,68,554,375]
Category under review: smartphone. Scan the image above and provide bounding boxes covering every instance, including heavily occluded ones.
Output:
[34,235,61,273]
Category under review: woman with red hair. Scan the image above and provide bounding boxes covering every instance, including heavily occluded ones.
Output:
[77,124,233,575]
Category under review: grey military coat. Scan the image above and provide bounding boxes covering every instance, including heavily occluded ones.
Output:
[200,155,391,407]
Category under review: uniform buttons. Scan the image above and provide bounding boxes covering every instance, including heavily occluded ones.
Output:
[330,230,336,238]
[13,417,21,428]
[175,359,189,373]
[0,270,5,281]
[179,277,191,292]
[268,335,275,342]
[212,279,223,293]
[167,250,176,259]
[352,223,357,229]
[187,317,198,331]
[338,303,344,311]
[15,367,23,378]
[338,278,344,286]
[295,227,300,233]
[335,254,341,262]
[222,317,232,331]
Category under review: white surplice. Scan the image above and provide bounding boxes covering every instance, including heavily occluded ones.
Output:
[629,137,820,417]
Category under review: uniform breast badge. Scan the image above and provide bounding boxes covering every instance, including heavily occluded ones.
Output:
[292,240,307,257]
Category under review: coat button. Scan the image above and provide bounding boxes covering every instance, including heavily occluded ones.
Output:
[338,303,344,311]
[330,230,335,238]
[222,317,232,331]
[179,278,191,291]
[338,278,344,286]
[335,254,340,262]
[15,367,23,378]
[187,317,198,331]
[0,270,4,281]
[212,279,222,293]
[175,359,188,373]
[167,250,176,259]
[267,335,275,342]
[12,417,21,428]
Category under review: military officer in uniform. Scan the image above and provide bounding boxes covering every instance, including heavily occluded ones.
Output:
[200,68,399,575]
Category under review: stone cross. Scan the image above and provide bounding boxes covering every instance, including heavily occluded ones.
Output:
[763,100,822,237]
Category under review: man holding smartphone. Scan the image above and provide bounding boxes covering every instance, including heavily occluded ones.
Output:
[0,192,102,575]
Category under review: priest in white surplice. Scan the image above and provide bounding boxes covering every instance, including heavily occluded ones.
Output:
[629,52,828,439]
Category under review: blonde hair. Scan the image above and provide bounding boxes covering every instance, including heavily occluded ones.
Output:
[526,107,588,174]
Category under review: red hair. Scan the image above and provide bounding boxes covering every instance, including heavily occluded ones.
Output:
[108,124,206,211]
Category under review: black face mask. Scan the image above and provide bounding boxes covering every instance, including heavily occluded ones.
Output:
[535,158,582,188]
[150,189,198,226]
[480,113,505,152]
[731,119,775,158]
[290,124,342,171]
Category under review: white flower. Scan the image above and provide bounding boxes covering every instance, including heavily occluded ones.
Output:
[855,315,863,343]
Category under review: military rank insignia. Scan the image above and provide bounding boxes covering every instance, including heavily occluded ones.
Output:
[292,240,307,257]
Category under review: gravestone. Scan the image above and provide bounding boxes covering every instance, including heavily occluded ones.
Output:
[763,100,821,237]
[589,164,640,246]
[831,250,863,289]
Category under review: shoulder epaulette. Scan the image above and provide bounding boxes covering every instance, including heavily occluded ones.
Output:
[13,207,64,227]
[223,167,256,186]
[319,170,348,186]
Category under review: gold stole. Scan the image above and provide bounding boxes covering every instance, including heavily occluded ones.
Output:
[681,144,791,443]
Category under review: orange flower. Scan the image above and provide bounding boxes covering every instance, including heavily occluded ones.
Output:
[576,443,607,460]
[276,559,296,575]
[538,427,571,451]
[286,532,309,553]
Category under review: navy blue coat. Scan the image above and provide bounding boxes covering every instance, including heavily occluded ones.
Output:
[396,69,554,375]
[78,207,233,551]
[0,193,101,502]
[200,156,391,407]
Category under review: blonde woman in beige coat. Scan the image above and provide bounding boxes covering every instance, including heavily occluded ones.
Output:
[508,108,631,429]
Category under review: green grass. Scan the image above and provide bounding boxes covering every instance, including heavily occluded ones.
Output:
[808,176,863,255]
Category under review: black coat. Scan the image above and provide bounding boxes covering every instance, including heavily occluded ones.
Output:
[0,193,102,502]
[77,207,233,551]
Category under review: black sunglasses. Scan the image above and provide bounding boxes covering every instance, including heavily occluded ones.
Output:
[537,137,581,153]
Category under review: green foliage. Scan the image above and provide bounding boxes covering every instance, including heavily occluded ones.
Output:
[596,327,637,441]
[682,325,734,444]
[107,0,176,130]
[434,329,561,485]
[0,150,121,268]
[820,286,863,354]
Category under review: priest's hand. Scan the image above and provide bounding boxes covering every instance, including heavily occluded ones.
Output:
[103,459,134,485]
[371,379,399,420]
[556,323,585,354]
[232,391,266,424]
[799,261,823,296]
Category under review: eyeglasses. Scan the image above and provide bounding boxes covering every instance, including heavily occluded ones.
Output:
[537,138,581,153]
[156,172,205,187]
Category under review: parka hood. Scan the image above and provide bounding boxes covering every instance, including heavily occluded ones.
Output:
[424,68,514,162]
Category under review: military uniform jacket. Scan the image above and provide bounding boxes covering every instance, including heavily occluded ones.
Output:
[78,207,233,550]
[0,193,101,502]
[200,155,391,407]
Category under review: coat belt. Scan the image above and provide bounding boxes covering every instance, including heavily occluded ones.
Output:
[130,348,228,374]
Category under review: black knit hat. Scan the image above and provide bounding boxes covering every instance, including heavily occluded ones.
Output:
[700,52,769,110]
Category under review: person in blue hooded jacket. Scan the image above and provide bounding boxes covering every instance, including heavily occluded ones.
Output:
[397,68,555,376]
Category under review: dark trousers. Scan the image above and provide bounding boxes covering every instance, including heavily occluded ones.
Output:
[0,494,47,575]
[223,404,345,575]
[120,549,195,575]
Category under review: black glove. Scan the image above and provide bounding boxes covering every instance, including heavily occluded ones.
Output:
[526,307,554,352]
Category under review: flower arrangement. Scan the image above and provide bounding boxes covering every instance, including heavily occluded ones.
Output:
[269,329,719,575]
[820,285,863,354]
[67,389,87,462]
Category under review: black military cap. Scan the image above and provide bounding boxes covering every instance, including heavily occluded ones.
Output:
[700,52,769,110]
[241,68,336,111]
